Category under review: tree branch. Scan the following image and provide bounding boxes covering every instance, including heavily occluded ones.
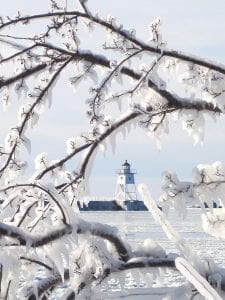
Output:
[1,10,225,75]
[0,183,69,224]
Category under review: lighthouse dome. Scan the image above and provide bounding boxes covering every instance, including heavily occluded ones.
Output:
[123,160,130,167]
[121,160,131,174]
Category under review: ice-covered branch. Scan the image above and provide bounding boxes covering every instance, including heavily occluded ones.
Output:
[26,269,70,300]
[0,43,37,64]
[36,141,93,180]
[0,208,130,260]
[0,222,71,247]
[119,257,176,270]
[159,161,225,213]
[1,38,222,122]
[176,257,222,300]
[0,11,87,31]
[0,62,47,89]
[0,56,72,179]
[1,9,225,76]
[138,184,196,261]
[77,219,131,262]
[20,256,53,271]
[36,46,223,114]
[0,183,70,224]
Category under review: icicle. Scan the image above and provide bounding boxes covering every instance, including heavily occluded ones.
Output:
[21,135,31,154]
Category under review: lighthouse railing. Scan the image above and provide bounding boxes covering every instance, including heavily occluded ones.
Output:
[116,169,137,174]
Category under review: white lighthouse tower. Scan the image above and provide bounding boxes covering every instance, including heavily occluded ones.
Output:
[115,160,138,202]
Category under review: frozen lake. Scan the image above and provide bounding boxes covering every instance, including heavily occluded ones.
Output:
[80,208,225,299]
[81,209,225,266]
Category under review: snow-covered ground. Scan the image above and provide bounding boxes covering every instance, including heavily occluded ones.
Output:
[80,209,225,299]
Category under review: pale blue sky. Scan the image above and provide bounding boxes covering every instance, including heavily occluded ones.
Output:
[1,0,225,198]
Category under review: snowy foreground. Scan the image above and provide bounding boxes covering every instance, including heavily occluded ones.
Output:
[80,209,225,299]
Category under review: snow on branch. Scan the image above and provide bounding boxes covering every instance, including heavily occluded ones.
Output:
[159,161,225,214]
[0,221,71,247]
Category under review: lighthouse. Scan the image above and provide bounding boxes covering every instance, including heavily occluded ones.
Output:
[115,160,138,202]
[77,160,147,211]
